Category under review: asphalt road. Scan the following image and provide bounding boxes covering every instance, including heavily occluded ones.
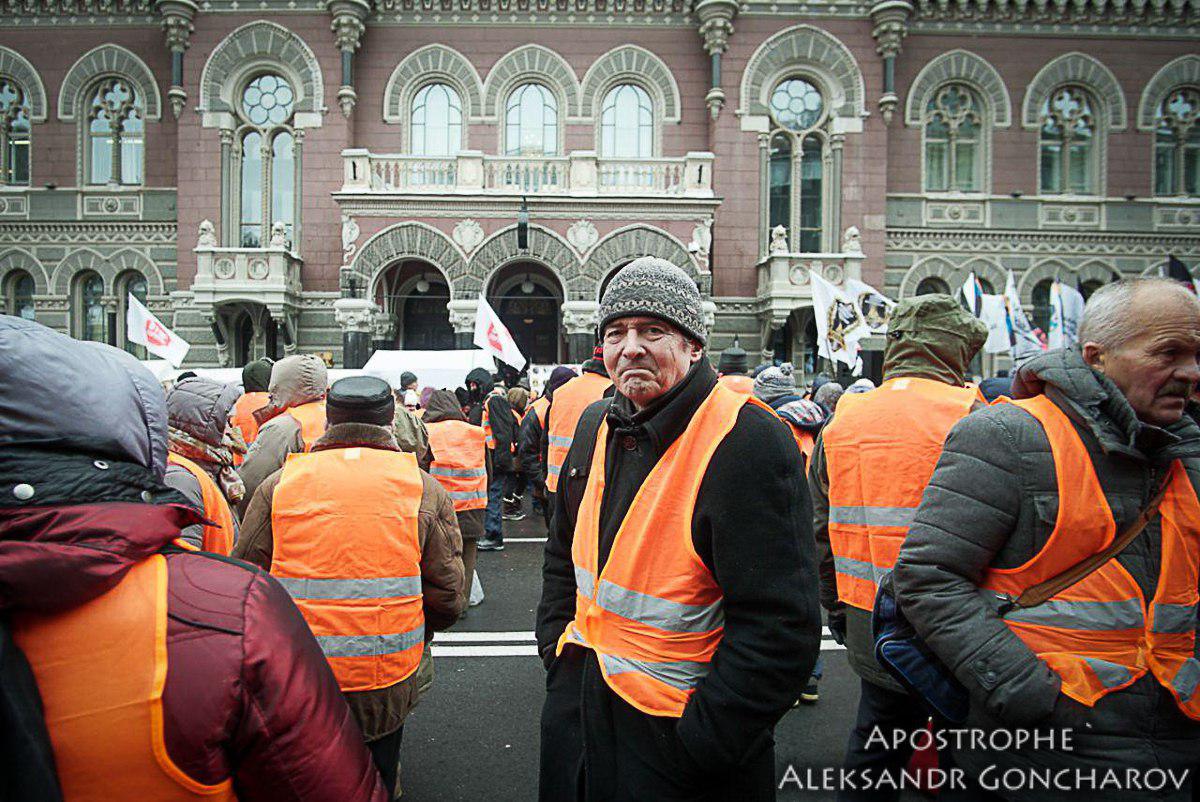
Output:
[399,501,896,802]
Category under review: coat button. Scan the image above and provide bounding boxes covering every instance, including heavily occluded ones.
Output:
[141,490,154,503]
[93,460,109,470]
[12,483,34,501]
[621,436,637,451]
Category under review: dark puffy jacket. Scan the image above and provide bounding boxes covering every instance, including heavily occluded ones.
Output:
[483,392,518,473]
[894,347,1200,796]
[465,367,495,427]
[166,377,242,451]
[0,315,386,802]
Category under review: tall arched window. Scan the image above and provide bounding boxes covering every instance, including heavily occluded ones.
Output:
[74,271,107,342]
[1154,87,1199,197]
[411,83,463,156]
[1039,86,1097,195]
[86,79,143,186]
[924,84,982,192]
[600,84,653,158]
[766,77,826,253]
[505,83,558,157]
[4,270,34,319]
[117,272,148,357]
[0,80,30,185]
[238,74,295,248]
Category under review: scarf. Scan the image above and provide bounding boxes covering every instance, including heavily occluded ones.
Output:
[168,427,247,505]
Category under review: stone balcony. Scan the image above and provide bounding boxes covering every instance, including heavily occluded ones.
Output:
[192,222,303,314]
[340,149,715,198]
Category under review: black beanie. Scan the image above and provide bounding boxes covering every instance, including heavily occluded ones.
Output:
[242,358,274,393]
[400,371,418,389]
[326,376,395,427]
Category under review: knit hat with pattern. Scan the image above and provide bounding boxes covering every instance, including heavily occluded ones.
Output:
[598,256,707,345]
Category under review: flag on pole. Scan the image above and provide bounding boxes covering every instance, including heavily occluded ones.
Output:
[961,273,1010,355]
[126,293,190,367]
[1003,271,1043,361]
[809,270,868,368]
[843,277,894,334]
[473,295,527,371]
[1165,254,1198,294]
[1048,280,1086,350]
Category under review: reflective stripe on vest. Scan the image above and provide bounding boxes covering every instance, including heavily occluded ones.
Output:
[546,372,611,493]
[426,419,489,513]
[980,394,1200,716]
[233,391,270,445]
[13,555,238,801]
[822,377,978,610]
[288,400,327,451]
[167,451,236,555]
[271,446,425,692]
[557,382,752,717]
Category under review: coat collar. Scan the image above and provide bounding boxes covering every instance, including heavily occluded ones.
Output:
[311,422,400,453]
[606,360,717,454]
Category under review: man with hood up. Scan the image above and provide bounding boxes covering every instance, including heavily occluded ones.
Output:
[232,357,274,448]
[237,354,328,515]
[808,294,987,798]
[0,315,387,802]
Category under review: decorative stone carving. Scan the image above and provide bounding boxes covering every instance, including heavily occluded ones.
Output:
[689,218,713,268]
[561,301,599,335]
[788,265,810,286]
[247,259,270,280]
[213,258,236,279]
[334,297,377,333]
[337,86,358,119]
[341,214,360,264]
[567,219,599,254]
[453,219,485,254]
[842,225,863,255]
[372,313,397,342]
[705,87,726,120]
[870,0,912,59]
[769,225,789,255]
[695,0,738,55]
[197,219,217,248]
[823,262,845,284]
[269,221,289,249]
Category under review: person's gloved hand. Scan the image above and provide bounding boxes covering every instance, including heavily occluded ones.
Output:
[827,609,847,645]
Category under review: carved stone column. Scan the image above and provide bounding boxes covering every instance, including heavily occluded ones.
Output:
[157,0,198,120]
[870,0,913,125]
[334,297,377,368]
[327,0,370,118]
[447,298,479,351]
[561,300,599,363]
[695,0,737,120]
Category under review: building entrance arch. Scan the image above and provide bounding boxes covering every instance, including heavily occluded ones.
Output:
[374,259,455,350]
[216,301,278,367]
[486,261,564,365]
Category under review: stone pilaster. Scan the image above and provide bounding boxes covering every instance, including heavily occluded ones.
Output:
[695,0,737,120]
[334,297,377,368]
[156,0,198,120]
[870,0,913,125]
[327,0,370,118]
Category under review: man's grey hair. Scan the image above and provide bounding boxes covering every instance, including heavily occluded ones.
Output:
[1078,277,1200,350]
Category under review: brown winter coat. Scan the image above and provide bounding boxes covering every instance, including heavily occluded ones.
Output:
[234,421,467,740]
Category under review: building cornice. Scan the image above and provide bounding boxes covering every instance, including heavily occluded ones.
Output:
[886,227,1200,256]
[333,193,721,220]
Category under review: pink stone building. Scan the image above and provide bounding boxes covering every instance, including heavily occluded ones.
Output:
[0,0,1196,376]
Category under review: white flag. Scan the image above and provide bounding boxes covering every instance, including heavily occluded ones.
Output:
[809,270,868,368]
[961,273,1011,355]
[843,277,894,334]
[1048,281,1086,350]
[126,293,190,367]
[473,295,527,371]
[1003,271,1044,361]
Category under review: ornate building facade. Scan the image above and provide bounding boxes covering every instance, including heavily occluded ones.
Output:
[0,0,1196,373]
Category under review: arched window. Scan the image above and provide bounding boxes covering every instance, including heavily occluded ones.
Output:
[116,272,148,357]
[0,80,30,185]
[237,74,295,248]
[765,77,827,253]
[411,83,463,157]
[505,83,558,157]
[86,79,143,186]
[4,270,34,319]
[600,84,653,158]
[1080,278,1106,300]
[74,271,106,342]
[1154,87,1199,197]
[1031,278,1054,334]
[915,276,950,296]
[924,84,982,192]
[1039,86,1097,195]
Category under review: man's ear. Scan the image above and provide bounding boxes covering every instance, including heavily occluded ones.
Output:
[1081,341,1105,372]
[688,339,705,363]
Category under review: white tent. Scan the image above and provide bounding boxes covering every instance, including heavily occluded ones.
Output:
[363,349,497,391]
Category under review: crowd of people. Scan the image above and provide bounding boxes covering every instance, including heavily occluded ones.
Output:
[3,254,1200,802]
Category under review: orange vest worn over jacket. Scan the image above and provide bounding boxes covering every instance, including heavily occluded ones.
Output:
[546,372,612,493]
[286,400,327,451]
[980,395,1200,716]
[167,452,236,555]
[556,383,756,717]
[822,376,978,610]
[232,391,270,447]
[426,420,488,512]
[13,555,238,802]
[718,374,754,394]
[271,447,425,692]
[530,396,550,429]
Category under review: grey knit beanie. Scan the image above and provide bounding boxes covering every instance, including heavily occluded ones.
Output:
[753,363,797,402]
[598,257,707,345]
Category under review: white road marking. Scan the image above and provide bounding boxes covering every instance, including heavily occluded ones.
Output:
[501,537,548,543]
[435,631,537,642]
[434,645,539,657]
[431,632,846,657]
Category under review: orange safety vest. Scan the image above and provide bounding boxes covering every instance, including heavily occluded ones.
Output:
[271,447,425,692]
[822,376,978,610]
[426,420,488,512]
[980,395,1200,716]
[530,396,550,429]
[167,452,236,556]
[546,373,612,493]
[556,383,757,717]
[718,374,755,394]
[791,425,816,461]
[232,391,270,447]
[285,400,327,451]
[13,555,238,801]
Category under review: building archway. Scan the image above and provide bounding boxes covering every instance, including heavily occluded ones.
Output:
[374,259,455,350]
[216,301,278,367]
[486,261,563,365]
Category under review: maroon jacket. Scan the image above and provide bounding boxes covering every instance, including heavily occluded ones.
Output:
[0,478,387,802]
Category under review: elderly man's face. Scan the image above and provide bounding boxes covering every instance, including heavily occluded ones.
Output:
[1083,287,1200,427]
[603,316,704,409]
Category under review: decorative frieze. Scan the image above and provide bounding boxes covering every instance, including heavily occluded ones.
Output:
[1155,205,1200,230]
[911,0,1198,24]
[0,195,29,219]
[82,194,142,218]
[1039,203,1103,229]
[925,200,986,227]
